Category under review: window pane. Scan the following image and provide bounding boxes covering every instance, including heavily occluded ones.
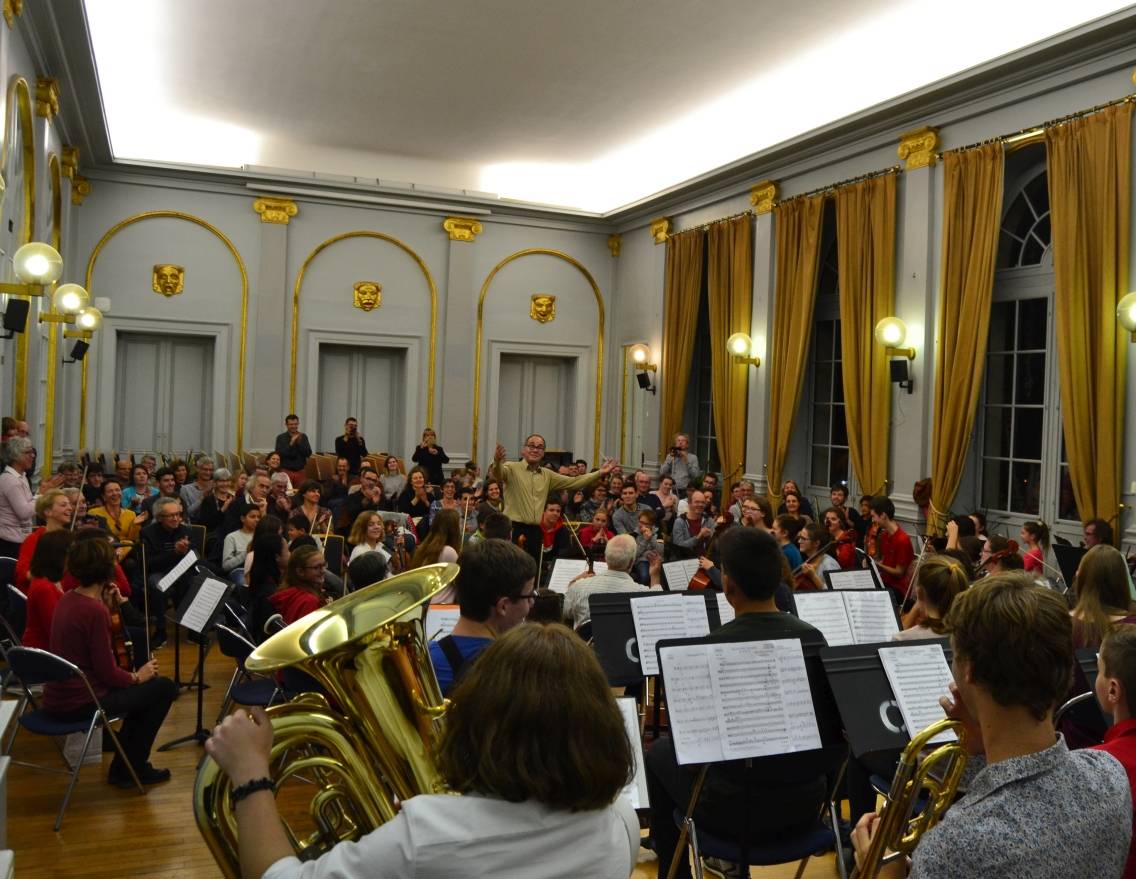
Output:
[829,447,849,488]
[813,362,832,403]
[1012,408,1043,460]
[988,302,1015,352]
[812,446,828,487]
[831,405,848,446]
[812,406,830,449]
[1022,235,1045,265]
[833,325,842,359]
[1017,298,1047,350]
[1011,461,1041,515]
[1058,466,1080,522]
[1015,353,1046,404]
[1025,172,1049,217]
[833,362,844,403]
[815,321,833,360]
[982,459,1009,511]
[983,406,1011,458]
[985,354,1013,404]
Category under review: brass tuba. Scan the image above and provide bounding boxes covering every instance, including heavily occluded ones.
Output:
[852,717,969,878]
[194,563,459,878]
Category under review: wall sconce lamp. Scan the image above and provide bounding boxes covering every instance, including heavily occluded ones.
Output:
[0,242,64,297]
[629,343,657,394]
[874,317,915,360]
[1119,291,1136,342]
[38,284,90,325]
[727,332,761,367]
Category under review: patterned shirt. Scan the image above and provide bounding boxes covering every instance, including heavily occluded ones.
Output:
[910,735,1130,878]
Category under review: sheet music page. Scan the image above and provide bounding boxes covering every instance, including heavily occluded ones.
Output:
[157,549,198,593]
[662,558,702,591]
[879,644,956,744]
[546,559,608,594]
[425,605,460,641]
[792,592,855,646]
[826,569,878,591]
[617,697,649,808]
[715,592,736,626]
[843,591,900,643]
[658,644,722,764]
[630,594,710,676]
[179,577,228,634]
[709,639,822,759]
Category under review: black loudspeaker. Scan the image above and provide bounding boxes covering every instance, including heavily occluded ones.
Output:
[889,359,909,383]
[1,298,29,335]
[67,340,89,362]
[635,371,652,389]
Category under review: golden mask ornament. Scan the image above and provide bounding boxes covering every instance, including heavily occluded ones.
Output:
[353,281,382,312]
[152,264,185,296]
[530,294,556,323]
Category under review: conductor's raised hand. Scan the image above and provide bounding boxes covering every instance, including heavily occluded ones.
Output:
[494,443,507,463]
[598,457,617,475]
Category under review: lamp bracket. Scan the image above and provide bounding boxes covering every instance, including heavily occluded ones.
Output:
[0,281,45,297]
[885,346,916,360]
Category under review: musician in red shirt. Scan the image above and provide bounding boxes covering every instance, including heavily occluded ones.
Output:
[1094,625,1136,879]
[869,496,914,601]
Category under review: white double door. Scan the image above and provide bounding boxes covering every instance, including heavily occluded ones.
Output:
[316,344,405,454]
[496,354,576,456]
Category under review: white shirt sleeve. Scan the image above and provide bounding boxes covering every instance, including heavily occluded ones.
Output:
[261,814,415,879]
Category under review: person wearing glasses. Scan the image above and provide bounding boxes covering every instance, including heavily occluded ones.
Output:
[492,433,615,562]
[138,496,195,647]
[268,545,330,626]
[427,538,537,696]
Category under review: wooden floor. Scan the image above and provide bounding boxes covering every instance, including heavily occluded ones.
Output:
[5,640,842,878]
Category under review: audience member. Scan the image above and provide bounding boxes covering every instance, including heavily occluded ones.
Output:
[274,414,313,486]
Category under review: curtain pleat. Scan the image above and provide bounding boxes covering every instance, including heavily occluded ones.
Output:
[928,143,1004,535]
[835,173,897,497]
[660,230,705,456]
[1046,103,1132,529]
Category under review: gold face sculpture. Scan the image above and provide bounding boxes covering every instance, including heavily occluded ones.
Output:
[353,281,382,312]
[530,294,556,323]
[152,264,185,296]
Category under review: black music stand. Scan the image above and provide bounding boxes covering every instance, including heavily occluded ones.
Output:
[1054,544,1088,591]
[823,566,884,591]
[158,573,231,751]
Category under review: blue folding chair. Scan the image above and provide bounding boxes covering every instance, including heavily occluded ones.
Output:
[213,624,285,725]
[7,646,145,830]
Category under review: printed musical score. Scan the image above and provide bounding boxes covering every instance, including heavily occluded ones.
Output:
[662,558,702,591]
[180,577,228,634]
[879,643,956,743]
[826,569,879,590]
[630,594,711,676]
[424,605,460,641]
[793,590,898,645]
[793,593,855,646]
[546,559,609,594]
[715,592,735,626]
[158,549,198,593]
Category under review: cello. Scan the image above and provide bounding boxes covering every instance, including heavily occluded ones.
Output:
[688,512,734,590]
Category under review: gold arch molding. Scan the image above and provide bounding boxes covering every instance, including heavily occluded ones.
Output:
[1,76,36,420]
[290,231,438,418]
[41,154,62,475]
[85,211,250,451]
[472,248,605,464]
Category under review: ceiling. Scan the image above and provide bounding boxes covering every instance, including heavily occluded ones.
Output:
[82,0,1134,214]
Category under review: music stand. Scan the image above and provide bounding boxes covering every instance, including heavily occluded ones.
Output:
[1053,544,1088,590]
[824,567,883,591]
[158,573,231,751]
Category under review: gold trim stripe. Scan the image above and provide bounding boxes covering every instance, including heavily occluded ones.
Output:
[41,154,62,475]
[2,76,36,421]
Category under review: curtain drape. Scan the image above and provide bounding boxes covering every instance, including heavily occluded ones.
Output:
[835,173,897,497]
[660,229,705,456]
[708,215,754,497]
[1046,102,1132,528]
[928,143,1004,535]
[766,195,825,504]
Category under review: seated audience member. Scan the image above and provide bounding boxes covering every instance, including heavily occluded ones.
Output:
[575,481,610,524]
[1084,518,1115,549]
[122,464,157,513]
[90,477,138,558]
[268,545,328,626]
[379,455,407,499]
[82,466,105,506]
[653,475,679,532]
[397,466,435,528]
[15,488,74,591]
[612,484,648,535]
[222,505,262,586]
[179,455,215,520]
[267,472,294,519]
[632,510,659,585]
[170,459,189,489]
[345,550,389,592]
[139,497,195,644]
[45,537,176,788]
[112,457,132,484]
[457,486,479,544]
[194,467,235,532]
[892,555,968,641]
[221,472,271,539]
[795,520,841,590]
[207,622,639,879]
[1070,544,1136,651]
[648,528,828,879]
[341,467,386,531]
[852,571,1132,878]
[1093,625,1136,879]
[427,477,460,526]
[428,539,536,695]
[22,530,76,649]
[633,470,661,513]
[246,529,289,635]
[671,490,713,556]
[294,480,331,535]
[323,456,353,506]
[870,496,914,601]
[580,508,614,550]
[140,454,158,480]
[139,467,181,520]
[476,477,504,521]
[563,534,651,628]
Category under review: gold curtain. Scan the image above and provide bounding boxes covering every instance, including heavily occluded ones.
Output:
[835,173,897,497]
[1047,103,1132,527]
[708,215,754,496]
[660,229,705,454]
[766,195,826,503]
[928,143,1004,535]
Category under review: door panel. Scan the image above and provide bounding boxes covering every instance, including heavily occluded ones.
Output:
[317,345,405,455]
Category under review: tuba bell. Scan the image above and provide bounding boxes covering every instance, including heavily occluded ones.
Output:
[851,717,969,879]
[194,563,459,878]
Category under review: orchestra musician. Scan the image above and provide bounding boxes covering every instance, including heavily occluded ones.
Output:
[670,489,714,558]
[795,521,840,590]
[821,506,858,570]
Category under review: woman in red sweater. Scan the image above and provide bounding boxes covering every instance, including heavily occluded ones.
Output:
[44,537,177,788]
[22,530,75,649]
[14,489,73,592]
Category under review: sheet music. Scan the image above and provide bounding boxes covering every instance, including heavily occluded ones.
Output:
[425,604,460,641]
[715,592,735,626]
[630,594,710,676]
[546,559,608,594]
[826,569,878,591]
[179,577,228,634]
[157,549,198,593]
[658,644,721,764]
[843,590,899,643]
[662,558,702,591]
[617,697,649,809]
[879,644,956,744]
[793,592,855,646]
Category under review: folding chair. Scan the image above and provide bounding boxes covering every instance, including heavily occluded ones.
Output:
[4,584,26,643]
[213,624,285,725]
[7,646,145,830]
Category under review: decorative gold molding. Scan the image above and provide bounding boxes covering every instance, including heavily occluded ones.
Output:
[898,126,940,170]
[472,249,605,464]
[353,280,382,312]
[71,175,91,205]
[41,155,63,476]
[252,196,298,224]
[291,232,438,421]
[85,212,250,452]
[2,0,22,29]
[61,145,79,179]
[35,77,59,119]
[749,180,779,214]
[649,217,670,244]
[152,264,186,297]
[2,77,36,421]
[529,294,556,323]
[442,216,483,242]
[607,234,622,258]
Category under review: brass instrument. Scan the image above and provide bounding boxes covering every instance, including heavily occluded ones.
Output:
[194,562,459,878]
[852,717,969,879]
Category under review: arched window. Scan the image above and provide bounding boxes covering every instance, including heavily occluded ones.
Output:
[997,167,1051,269]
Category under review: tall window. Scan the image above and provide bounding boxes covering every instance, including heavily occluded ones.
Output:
[809,213,848,490]
[683,268,721,476]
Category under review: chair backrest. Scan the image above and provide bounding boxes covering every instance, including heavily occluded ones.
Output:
[5,583,27,639]
[0,556,17,587]
[7,646,81,686]
[189,524,208,556]
[214,624,256,665]
[324,534,345,577]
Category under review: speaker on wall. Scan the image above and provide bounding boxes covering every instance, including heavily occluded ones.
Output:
[1,298,29,337]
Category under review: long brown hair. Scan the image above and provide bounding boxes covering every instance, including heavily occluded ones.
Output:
[438,623,632,810]
[1072,544,1134,650]
[411,509,462,567]
[914,555,969,634]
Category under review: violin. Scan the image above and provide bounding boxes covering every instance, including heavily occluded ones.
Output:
[103,584,134,672]
[688,512,734,590]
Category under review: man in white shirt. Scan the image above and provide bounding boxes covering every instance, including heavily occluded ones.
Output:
[563,534,652,628]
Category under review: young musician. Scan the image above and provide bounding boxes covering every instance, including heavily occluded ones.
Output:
[579,508,614,550]
[268,545,328,626]
[671,489,713,555]
[295,480,331,534]
[772,514,804,570]
[1020,519,1051,574]
[795,521,840,590]
[869,496,914,601]
[852,572,1131,878]
[1093,625,1136,879]
[22,530,76,649]
[410,427,449,488]
[409,509,461,602]
[822,506,858,570]
[347,512,392,564]
[891,555,968,641]
[1070,545,1136,651]
[14,489,74,591]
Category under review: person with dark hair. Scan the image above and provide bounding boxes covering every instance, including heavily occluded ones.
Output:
[286,512,312,544]
[773,513,804,570]
[138,466,181,521]
[246,526,289,635]
[21,530,76,649]
[411,427,449,488]
[646,527,827,879]
[869,496,914,601]
[1084,518,1115,549]
[853,572,1131,878]
[334,417,368,476]
[269,545,327,626]
[295,480,331,535]
[980,535,1024,574]
[345,550,389,592]
[45,537,176,788]
[274,414,313,487]
[1020,520,1051,575]
[473,510,513,543]
[830,482,864,538]
[967,511,987,538]
[427,538,536,695]
[207,623,639,878]
[139,496,195,645]
[1093,625,1136,879]
[796,520,841,590]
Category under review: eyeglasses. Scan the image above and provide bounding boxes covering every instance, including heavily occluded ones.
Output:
[159,512,182,519]
[524,443,545,451]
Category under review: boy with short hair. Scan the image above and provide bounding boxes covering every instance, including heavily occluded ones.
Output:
[1095,624,1136,878]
